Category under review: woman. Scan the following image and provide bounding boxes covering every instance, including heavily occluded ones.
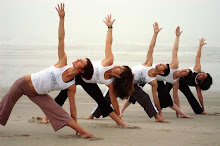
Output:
[154,26,191,118]
[0,3,98,139]
[42,15,134,127]
[179,38,212,114]
[89,22,169,123]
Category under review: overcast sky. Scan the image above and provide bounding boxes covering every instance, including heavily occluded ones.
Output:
[0,0,219,47]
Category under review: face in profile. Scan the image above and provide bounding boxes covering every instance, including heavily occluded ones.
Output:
[197,72,208,81]
[72,58,88,72]
[112,66,126,78]
[155,63,167,74]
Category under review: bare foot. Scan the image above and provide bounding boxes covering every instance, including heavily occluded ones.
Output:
[176,111,179,118]
[41,117,49,124]
[201,111,208,115]
[179,113,191,118]
[155,114,170,123]
[85,114,94,120]
[81,133,103,140]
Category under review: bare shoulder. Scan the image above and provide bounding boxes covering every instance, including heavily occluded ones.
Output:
[101,59,113,67]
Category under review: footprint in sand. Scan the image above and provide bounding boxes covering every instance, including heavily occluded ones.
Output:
[28,117,43,123]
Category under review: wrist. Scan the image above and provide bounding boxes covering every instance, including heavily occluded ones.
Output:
[108,26,113,28]
[154,32,158,35]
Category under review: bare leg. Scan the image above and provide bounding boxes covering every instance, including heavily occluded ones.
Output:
[120,99,131,117]
[154,114,170,123]
[170,102,191,118]
[65,120,101,140]
[41,116,49,124]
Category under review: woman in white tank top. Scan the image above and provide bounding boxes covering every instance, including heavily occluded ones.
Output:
[42,14,134,128]
[84,15,134,120]
[0,3,99,139]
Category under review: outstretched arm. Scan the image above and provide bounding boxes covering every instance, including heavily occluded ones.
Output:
[193,38,206,72]
[55,3,67,66]
[170,26,182,69]
[144,22,162,66]
[68,85,77,122]
[149,80,162,116]
[196,86,205,110]
[108,83,120,116]
[101,15,116,67]
[172,81,180,107]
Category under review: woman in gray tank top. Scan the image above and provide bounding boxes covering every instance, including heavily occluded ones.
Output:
[0,3,100,140]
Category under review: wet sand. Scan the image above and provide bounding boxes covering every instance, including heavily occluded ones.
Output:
[0,87,220,146]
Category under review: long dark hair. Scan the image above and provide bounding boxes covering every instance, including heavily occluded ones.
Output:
[113,66,134,99]
[79,58,94,80]
[198,73,212,90]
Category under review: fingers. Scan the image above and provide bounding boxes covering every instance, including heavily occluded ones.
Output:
[104,14,116,26]
[55,7,59,12]
[56,3,64,11]
[112,19,116,24]
[58,4,60,10]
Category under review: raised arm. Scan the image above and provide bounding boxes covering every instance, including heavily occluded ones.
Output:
[55,3,67,66]
[193,38,206,72]
[170,26,182,69]
[144,22,162,66]
[101,15,116,67]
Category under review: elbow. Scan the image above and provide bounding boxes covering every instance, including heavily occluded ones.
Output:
[106,41,112,46]
[59,36,65,41]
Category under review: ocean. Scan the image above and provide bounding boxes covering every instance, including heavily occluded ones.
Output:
[0,43,219,91]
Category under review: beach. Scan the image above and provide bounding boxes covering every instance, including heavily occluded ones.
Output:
[0,44,220,146]
[0,88,220,146]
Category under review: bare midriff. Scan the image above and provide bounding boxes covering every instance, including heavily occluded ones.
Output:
[25,74,37,93]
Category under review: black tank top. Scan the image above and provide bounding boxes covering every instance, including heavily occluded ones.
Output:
[180,72,198,87]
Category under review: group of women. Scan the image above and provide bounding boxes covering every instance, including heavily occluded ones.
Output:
[0,3,212,140]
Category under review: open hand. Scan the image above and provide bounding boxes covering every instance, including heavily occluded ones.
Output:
[153,22,162,33]
[103,14,116,28]
[176,26,183,36]
[199,38,207,47]
[55,3,65,18]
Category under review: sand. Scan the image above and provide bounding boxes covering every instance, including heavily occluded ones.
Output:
[0,87,220,146]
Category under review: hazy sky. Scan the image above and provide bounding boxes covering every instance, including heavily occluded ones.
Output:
[0,0,219,47]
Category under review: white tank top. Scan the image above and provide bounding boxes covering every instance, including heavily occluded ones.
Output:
[132,64,156,84]
[188,67,199,73]
[31,65,75,94]
[83,60,114,85]
[156,69,179,84]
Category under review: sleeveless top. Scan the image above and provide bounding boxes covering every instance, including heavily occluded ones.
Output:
[132,64,156,84]
[156,69,179,84]
[83,60,114,85]
[31,65,75,94]
[180,67,199,87]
